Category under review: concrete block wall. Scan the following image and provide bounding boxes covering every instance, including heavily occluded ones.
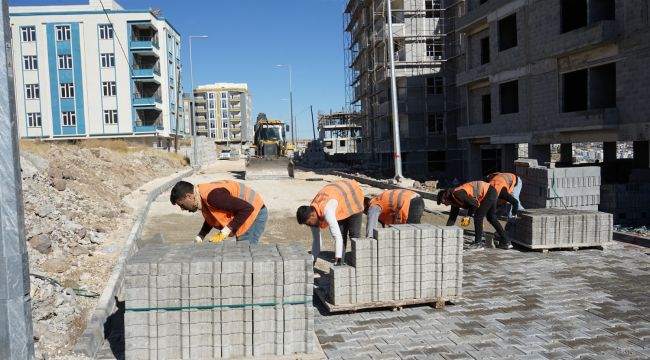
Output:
[124,242,314,359]
[600,183,650,226]
[512,209,612,248]
[517,165,601,210]
[328,224,463,305]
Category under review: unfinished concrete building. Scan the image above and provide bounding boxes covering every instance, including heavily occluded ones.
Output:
[455,0,650,179]
[344,0,465,179]
[318,112,362,155]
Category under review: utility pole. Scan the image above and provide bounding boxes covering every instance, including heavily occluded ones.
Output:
[173,66,181,152]
[386,0,403,180]
[0,0,35,358]
[310,105,316,140]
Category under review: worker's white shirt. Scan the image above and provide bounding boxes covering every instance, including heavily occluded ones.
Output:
[311,199,344,261]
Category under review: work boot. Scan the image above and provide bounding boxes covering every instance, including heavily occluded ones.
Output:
[333,258,346,266]
[497,237,513,250]
[466,242,484,251]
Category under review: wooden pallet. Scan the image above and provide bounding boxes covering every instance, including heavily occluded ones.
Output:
[228,334,325,360]
[512,239,607,253]
[314,286,461,314]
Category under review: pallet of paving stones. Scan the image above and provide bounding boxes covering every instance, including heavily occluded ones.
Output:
[509,208,612,253]
[124,242,324,360]
[316,224,463,314]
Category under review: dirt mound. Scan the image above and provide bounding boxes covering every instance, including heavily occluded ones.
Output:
[19,141,187,358]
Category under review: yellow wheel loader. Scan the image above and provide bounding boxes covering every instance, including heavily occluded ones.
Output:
[245,119,294,180]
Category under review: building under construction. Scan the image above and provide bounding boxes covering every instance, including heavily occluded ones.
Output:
[318,112,362,155]
[344,0,465,179]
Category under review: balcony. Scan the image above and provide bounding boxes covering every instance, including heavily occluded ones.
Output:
[195,116,207,124]
[133,92,162,107]
[194,107,207,113]
[228,95,241,102]
[130,24,159,50]
[551,20,618,57]
[456,63,490,86]
[553,108,618,132]
[456,0,510,32]
[134,108,162,132]
[132,54,160,78]
[194,97,207,104]
[457,122,498,140]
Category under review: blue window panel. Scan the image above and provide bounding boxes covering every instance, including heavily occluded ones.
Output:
[60,98,75,111]
[71,23,85,134]
[58,69,73,82]
[62,126,77,135]
[46,24,61,135]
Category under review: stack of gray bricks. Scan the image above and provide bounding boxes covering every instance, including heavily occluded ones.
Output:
[599,169,650,226]
[516,163,601,210]
[512,208,612,249]
[124,242,314,359]
[328,224,463,306]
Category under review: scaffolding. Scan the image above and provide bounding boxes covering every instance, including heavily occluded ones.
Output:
[318,112,362,155]
[343,0,465,178]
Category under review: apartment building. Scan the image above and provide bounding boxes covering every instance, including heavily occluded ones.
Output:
[455,0,650,178]
[193,83,253,144]
[344,0,465,179]
[9,0,185,141]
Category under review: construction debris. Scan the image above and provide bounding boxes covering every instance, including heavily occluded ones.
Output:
[124,242,315,359]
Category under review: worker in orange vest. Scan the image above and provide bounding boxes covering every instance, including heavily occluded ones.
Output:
[485,172,524,218]
[364,189,424,237]
[170,180,267,244]
[437,180,511,250]
[296,179,364,266]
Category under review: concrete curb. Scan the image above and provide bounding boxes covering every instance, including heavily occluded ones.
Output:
[613,231,650,248]
[330,170,440,201]
[73,168,194,357]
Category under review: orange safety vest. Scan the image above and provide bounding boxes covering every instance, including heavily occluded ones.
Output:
[451,181,490,207]
[197,180,265,237]
[488,172,517,195]
[311,179,364,229]
[369,189,418,225]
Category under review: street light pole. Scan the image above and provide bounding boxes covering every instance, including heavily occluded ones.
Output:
[276,64,294,144]
[189,35,208,167]
[386,0,403,180]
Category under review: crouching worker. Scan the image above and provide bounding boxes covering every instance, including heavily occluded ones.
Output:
[296,179,364,266]
[437,180,511,250]
[365,189,424,237]
[485,172,524,219]
[170,180,267,244]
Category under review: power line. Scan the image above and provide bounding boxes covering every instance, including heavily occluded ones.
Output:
[98,0,133,75]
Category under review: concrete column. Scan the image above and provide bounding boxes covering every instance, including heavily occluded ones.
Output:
[466,142,482,180]
[0,0,35,358]
[528,144,551,165]
[633,141,649,168]
[501,144,518,172]
[603,142,617,162]
[560,143,573,163]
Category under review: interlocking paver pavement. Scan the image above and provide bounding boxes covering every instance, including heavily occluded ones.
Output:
[315,245,650,360]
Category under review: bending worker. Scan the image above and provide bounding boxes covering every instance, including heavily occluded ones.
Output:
[364,189,424,237]
[437,180,511,250]
[170,180,267,244]
[485,172,524,218]
[296,179,364,266]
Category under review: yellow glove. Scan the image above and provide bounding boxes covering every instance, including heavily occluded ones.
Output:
[209,233,228,243]
[460,216,471,227]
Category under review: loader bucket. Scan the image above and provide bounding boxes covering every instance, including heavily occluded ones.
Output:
[245,157,294,180]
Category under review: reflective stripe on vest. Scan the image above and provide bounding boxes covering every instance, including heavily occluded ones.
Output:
[326,181,356,216]
[339,180,363,213]
[471,181,480,202]
[389,189,409,223]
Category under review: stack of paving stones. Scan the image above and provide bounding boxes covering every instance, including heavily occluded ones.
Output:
[328,224,463,306]
[123,242,314,359]
[600,169,650,226]
[512,208,612,249]
[516,162,601,210]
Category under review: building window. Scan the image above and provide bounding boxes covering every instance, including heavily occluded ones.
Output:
[60,83,75,98]
[102,81,116,96]
[427,113,444,133]
[222,110,228,118]
[499,80,519,114]
[561,0,614,33]
[221,100,227,108]
[55,25,71,41]
[479,0,489,4]
[62,111,76,126]
[25,84,39,99]
[208,110,215,119]
[21,26,36,42]
[482,94,492,123]
[221,92,227,99]
[104,110,118,124]
[427,77,443,95]
[562,63,616,112]
[27,112,42,127]
[23,55,38,70]
[480,37,490,64]
[208,92,215,99]
[99,24,114,40]
[100,53,115,68]
[428,151,446,173]
[498,14,518,51]
[426,38,443,59]
[57,55,73,69]
[425,0,442,18]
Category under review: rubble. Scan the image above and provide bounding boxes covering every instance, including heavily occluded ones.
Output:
[19,141,186,358]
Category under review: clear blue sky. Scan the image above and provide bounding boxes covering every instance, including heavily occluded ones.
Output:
[10,0,349,139]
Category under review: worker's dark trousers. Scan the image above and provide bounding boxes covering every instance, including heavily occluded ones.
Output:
[338,212,363,255]
[473,187,507,244]
[407,197,425,223]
